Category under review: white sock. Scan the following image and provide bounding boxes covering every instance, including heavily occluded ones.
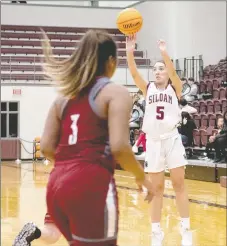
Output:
[152,222,161,233]
[180,217,190,231]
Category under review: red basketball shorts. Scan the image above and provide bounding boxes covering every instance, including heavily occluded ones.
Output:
[46,164,119,246]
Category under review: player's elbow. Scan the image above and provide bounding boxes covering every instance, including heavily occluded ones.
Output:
[40,142,55,160]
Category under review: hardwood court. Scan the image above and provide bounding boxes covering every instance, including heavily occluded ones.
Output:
[1,162,226,246]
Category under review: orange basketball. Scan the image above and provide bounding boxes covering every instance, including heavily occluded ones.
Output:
[116,8,143,35]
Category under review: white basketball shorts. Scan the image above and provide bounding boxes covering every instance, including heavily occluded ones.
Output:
[144,134,188,173]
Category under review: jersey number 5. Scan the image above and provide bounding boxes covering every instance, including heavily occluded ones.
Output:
[68,114,80,145]
[156,106,164,120]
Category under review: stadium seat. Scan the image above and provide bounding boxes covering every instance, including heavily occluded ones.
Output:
[192,101,200,113]
[199,80,206,94]
[1,24,123,35]
[1,39,126,49]
[219,87,227,99]
[208,113,216,127]
[213,88,220,99]
[200,129,208,146]
[193,114,201,128]
[221,99,227,112]
[200,113,209,129]
[213,99,222,113]
[193,129,201,147]
[199,100,207,113]
[206,99,214,113]
[206,79,213,94]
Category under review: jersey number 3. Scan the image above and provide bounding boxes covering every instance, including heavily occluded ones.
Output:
[156,106,164,120]
[68,114,80,145]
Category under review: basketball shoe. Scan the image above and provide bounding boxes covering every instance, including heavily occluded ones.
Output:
[13,222,41,246]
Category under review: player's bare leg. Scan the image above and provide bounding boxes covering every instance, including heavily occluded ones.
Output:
[170,166,192,246]
[148,171,165,246]
[13,222,61,245]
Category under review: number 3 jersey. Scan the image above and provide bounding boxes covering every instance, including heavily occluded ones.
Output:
[142,82,181,139]
[54,77,115,174]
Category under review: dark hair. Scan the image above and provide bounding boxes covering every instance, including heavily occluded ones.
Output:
[181,111,191,120]
[181,77,188,83]
[41,29,117,98]
[179,98,188,106]
[188,77,194,82]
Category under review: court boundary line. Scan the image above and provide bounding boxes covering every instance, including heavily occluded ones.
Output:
[3,163,227,210]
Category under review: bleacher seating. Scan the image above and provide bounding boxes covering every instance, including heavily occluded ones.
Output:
[190,57,227,148]
[1,24,151,81]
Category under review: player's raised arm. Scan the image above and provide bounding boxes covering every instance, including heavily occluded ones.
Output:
[126,35,147,95]
[158,39,182,99]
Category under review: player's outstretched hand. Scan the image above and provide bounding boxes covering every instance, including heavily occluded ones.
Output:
[126,34,136,52]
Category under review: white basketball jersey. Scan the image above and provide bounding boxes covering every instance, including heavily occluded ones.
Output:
[142,83,181,138]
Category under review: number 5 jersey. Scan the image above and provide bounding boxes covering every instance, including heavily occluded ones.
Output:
[142,82,181,140]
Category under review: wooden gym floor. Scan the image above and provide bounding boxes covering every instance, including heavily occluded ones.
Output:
[1,161,226,246]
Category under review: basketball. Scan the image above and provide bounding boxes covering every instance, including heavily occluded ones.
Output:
[116,8,143,35]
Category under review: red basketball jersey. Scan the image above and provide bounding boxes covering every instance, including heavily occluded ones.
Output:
[54,77,115,173]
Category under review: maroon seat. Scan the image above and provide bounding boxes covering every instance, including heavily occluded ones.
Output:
[200,113,208,129]
[219,87,227,99]
[1,39,126,49]
[199,100,207,113]
[213,99,222,113]
[215,112,223,119]
[212,79,221,89]
[193,129,201,147]
[192,101,200,113]
[206,126,214,135]
[2,47,143,58]
[206,99,214,113]
[213,88,220,99]
[221,99,227,112]
[199,80,206,93]
[205,79,213,94]
[1,74,44,80]
[208,113,216,127]
[1,56,150,67]
[2,32,126,42]
[1,24,123,35]
[199,129,208,146]
[1,64,42,72]
[193,114,201,128]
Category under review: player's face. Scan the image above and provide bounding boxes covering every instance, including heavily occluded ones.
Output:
[153,62,169,84]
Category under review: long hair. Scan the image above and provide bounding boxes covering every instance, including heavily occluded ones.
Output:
[41,29,117,98]
[181,111,191,121]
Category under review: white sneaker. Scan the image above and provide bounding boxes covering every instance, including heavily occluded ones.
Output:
[181,229,193,246]
[132,145,138,153]
[151,230,164,246]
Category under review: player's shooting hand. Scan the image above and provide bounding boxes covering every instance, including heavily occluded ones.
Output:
[126,34,136,52]
[157,39,167,52]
